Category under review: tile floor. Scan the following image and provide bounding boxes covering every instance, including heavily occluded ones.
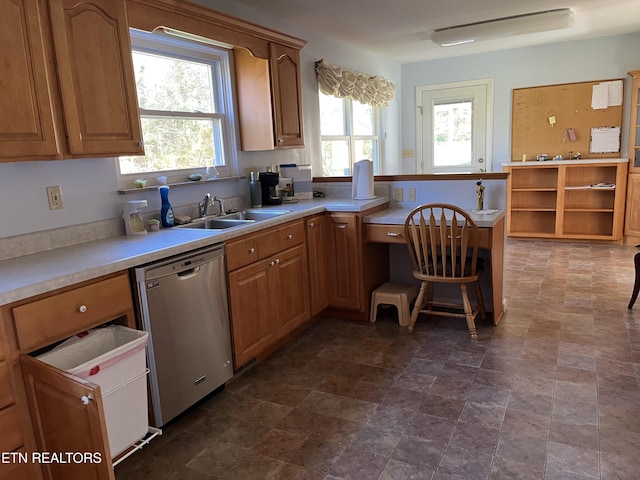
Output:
[115,239,640,480]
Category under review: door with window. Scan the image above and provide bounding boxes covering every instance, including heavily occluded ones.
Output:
[417,79,492,174]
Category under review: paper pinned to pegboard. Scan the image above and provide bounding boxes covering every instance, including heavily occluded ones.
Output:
[590,126,620,153]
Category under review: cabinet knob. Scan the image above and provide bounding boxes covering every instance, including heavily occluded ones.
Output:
[249,247,255,254]
[275,258,280,264]
[287,234,293,239]
[278,138,284,144]
[137,141,144,147]
[309,222,314,228]
[78,305,87,313]
[81,394,94,405]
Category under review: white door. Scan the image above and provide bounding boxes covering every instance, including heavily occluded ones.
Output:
[417,79,493,173]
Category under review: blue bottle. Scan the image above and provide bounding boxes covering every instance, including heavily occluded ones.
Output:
[159,185,174,228]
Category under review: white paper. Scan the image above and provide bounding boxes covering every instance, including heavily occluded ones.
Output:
[590,126,620,153]
[591,80,623,109]
[604,80,623,106]
[591,84,608,109]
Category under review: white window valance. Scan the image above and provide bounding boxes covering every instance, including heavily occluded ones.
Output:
[315,59,395,107]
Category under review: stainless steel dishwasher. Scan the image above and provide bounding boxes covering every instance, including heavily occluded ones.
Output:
[134,244,233,427]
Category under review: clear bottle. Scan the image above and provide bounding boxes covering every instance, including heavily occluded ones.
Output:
[249,171,262,208]
[159,185,175,228]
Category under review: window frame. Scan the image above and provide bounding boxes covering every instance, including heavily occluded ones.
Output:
[319,91,382,176]
[117,29,238,188]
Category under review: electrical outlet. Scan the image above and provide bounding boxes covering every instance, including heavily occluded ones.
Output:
[46,186,64,210]
[407,187,416,202]
[394,188,404,202]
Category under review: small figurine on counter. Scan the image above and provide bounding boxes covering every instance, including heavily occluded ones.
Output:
[476,180,485,211]
[574,152,582,160]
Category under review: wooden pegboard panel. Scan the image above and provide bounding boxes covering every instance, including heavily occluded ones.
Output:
[511,79,623,161]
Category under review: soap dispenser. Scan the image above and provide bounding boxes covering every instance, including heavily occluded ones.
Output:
[123,200,148,236]
[159,185,175,228]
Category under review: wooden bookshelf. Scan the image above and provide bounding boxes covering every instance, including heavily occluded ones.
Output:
[504,159,628,241]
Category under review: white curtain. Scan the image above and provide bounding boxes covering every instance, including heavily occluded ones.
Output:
[315,59,395,107]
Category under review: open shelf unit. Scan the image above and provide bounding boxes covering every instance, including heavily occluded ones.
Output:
[504,160,628,241]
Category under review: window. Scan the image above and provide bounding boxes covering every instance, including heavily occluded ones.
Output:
[118,30,237,187]
[416,78,493,174]
[319,91,381,176]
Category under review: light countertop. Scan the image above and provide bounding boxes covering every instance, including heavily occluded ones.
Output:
[0,196,389,305]
[364,207,505,228]
[502,157,628,167]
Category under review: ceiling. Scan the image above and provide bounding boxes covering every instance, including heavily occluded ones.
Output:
[228,0,640,63]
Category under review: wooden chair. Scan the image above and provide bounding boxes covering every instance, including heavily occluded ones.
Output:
[404,203,486,340]
[628,251,640,309]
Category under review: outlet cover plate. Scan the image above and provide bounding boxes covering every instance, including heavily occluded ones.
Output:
[407,187,416,202]
[46,186,64,210]
[394,188,403,202]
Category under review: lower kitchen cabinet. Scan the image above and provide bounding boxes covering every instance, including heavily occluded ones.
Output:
[325,210,389,319]
[226,220,310,369]
[228,244,309,368]
[306,214,329,316]
[0,272,138,480]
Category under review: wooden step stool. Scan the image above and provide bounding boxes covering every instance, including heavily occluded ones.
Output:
[370,282,418,326]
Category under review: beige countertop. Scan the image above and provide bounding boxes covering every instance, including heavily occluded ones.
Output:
[364,207,505,228]
[502,157,628,167]
[0,197,389,305]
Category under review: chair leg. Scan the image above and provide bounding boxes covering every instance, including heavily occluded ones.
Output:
[629,252,640,309]
[408,282,427,333]
[474,280,487,320]
[460,283,478,341]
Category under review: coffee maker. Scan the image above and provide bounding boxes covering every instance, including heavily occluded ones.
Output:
[259,171,282,205]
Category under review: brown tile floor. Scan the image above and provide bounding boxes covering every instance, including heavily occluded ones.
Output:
[116,239,640,480]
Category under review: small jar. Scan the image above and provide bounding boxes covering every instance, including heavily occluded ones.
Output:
[147,219,160,231]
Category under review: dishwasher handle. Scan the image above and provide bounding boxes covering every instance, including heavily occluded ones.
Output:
[176,266,201,279]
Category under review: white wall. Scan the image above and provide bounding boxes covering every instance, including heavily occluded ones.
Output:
[401,32,640,174]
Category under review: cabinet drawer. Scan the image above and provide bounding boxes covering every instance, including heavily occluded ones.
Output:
[365,224,406,243]
[226,237,260,271]
[260,220,305,259]
[13,273,133,352]
[226,220,305,271]
[0,405,23,452]
[366,223,491,249]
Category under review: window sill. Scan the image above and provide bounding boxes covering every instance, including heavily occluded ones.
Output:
[117,175,247,194]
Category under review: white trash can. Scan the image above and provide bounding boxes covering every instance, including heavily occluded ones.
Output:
[37,325,149,457]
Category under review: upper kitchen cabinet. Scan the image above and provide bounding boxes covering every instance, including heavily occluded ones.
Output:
[235,42,305,151]
[269,43,304,149]
[0,0,60,159]
[49,0,143,157]
[0,0,144,162]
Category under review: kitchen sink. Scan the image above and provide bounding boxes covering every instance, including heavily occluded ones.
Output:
[177,218,254,230]
[176,209,291,230]
[224,209,291,221]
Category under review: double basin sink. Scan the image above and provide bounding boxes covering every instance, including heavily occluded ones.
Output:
[176,209,291,230]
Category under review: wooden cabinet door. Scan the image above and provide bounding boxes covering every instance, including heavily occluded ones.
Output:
[48,0,143,156]
[0,0,60,160]
[269,43,303,148]
[625,173,640,237]
[272,245,310,338]
[306,215,329,316]
[326,213,362,310]
[20,355,113,480]
[228,261,277,368]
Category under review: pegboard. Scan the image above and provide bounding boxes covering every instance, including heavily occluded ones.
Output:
[511,79,624,161]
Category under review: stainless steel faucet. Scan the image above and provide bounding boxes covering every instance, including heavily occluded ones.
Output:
[214,196,225,216]
[198,193,212,217]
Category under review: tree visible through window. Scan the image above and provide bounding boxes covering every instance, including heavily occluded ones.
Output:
[118,30,236,184]
[319,91,380,176]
